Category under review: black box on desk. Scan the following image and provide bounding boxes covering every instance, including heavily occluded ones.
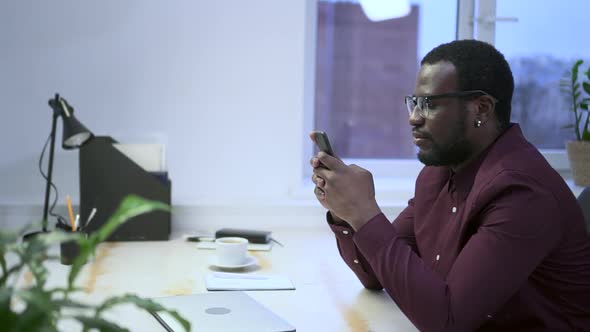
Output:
[79,136,171,241]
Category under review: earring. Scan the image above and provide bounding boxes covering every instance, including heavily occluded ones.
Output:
[474,119,482,128]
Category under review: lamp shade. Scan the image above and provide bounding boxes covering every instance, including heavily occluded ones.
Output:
[48,96,93,149]
[62,115,93,149]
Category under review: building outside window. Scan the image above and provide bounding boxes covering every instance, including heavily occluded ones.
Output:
[314,0,456,159]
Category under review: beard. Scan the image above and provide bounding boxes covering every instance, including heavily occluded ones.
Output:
[417,113,474,167]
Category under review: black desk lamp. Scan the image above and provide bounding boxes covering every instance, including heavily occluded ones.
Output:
[23,94,94,240]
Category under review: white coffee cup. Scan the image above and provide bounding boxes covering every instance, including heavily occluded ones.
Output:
[215,237,248,266]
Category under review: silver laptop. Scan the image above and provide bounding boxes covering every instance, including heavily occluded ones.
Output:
[150,291,296,332]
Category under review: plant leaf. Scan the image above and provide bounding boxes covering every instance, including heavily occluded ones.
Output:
[22,231,84,289]
[73,315,130,332]
[0,195,189,332]
[50,286,86,296]
[0,264,24,287]
[0,230,20,251]
[38,231,81,247]
[583,114,590,141]
[0,292,21,332]
[12,288,57,332]
[584,82,590,95]
[68,195,170,289]
[0,250,7,278]
[573,59,583,82]
[581,103,589,111]
[25,260,49,289]
[0,287,12,304]
[96,294,190,332]
[52,298,94,310]
[20,240,52,289]
[15,288,55,314]
[94,195,170,244]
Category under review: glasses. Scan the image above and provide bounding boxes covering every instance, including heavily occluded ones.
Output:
[404,90,498,118]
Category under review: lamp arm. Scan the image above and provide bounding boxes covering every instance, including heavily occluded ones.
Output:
[42,111,59,232]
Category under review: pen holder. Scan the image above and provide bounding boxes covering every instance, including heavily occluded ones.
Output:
[55,222,87,266]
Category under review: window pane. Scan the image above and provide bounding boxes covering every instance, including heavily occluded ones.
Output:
[314,0,457,158]
[496,0,590,148]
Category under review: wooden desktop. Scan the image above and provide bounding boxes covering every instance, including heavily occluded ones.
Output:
[17,226,418,332]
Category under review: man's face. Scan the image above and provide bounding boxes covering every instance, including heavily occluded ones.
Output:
[409,61,475,167]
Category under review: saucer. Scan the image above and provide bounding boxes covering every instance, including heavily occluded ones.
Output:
[210,255,258,269]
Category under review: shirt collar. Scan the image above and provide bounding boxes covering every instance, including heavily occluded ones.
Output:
[449,123,516,199]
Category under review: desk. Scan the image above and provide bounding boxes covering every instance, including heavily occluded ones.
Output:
[17,227,418,332]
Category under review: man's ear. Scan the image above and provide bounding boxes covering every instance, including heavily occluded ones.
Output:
[474,95,496,125]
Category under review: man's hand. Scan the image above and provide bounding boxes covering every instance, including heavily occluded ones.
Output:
[310,151,382,231]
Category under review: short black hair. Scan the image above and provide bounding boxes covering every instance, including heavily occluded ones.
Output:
[421,39,514,129]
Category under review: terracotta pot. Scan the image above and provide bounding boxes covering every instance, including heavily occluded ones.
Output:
[566,141,590,186]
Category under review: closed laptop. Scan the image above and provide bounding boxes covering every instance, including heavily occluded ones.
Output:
[150,291,295,332]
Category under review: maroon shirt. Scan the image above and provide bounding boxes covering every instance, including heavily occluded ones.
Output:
[329,124,590,331]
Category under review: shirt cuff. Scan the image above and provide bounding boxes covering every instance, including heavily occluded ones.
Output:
[326,211,355,235]
[326,211,351,227]
[326,212,380,283]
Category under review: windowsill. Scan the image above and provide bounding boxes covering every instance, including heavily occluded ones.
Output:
[563,178,585,197]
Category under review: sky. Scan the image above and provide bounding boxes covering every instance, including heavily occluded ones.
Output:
[494,0,589,60]
[413,0,590,61]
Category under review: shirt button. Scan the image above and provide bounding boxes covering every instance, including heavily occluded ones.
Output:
[451,207,457,213]
[342,230,349,235]
[435,254,440,261]
[353,259,359,264]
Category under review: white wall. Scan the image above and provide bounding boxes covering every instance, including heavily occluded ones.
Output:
[0,0,318,209]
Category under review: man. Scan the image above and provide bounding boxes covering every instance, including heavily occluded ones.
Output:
[310,39,590,331]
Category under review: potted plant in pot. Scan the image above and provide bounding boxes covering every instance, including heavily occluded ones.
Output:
[562,59,590,186]
[0,195,190,332]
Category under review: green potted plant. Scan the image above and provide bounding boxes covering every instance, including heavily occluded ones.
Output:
[561,59,590,186]
[0,195,191,332]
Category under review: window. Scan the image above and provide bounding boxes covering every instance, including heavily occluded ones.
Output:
[314,0,457,159]
[475,0,590,149]
[310,0,577,178]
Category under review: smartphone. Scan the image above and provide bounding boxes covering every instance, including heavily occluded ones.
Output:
[311,130,335,156]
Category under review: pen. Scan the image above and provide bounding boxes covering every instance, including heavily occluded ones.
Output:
[84,207,97,230]
[186,235,215,242]
[66,195,75,230]
[73,214,79,232]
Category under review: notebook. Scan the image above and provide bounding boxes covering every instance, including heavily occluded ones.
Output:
[196,240,273,251]
[150,291,295,332]
[205,272,295,291]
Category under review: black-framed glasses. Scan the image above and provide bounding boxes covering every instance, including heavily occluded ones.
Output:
[404,90,498,118]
